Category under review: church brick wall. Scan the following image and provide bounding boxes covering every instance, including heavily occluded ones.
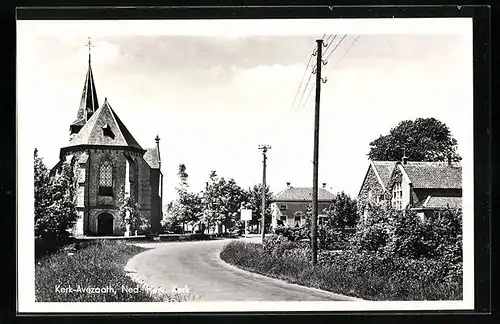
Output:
[137,157,152,210]
[62,147,155,236]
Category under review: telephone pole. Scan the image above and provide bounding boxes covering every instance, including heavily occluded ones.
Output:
[311,38,326,265]
[258,144,271,244]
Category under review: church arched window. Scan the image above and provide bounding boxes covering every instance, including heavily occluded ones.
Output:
[99,160,113,196]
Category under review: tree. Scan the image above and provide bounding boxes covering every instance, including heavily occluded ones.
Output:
[324,192,358,229]
[201,171,248,234]
[34,149,51,226]
[245,184,273,231]
[34,149,78,256]
[161,164,203,233]
[118,196,149,235]
[367,118,461,162]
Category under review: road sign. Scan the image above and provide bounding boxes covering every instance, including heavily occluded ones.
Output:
[241,209,252,221]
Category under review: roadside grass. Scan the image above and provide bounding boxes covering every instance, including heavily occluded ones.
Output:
[220,241,463,301]
[35,240,193,302]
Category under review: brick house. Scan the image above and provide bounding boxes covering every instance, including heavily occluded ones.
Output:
[270,182,334,229]
[357,161,396,220]
[387,158,462,219]
[51,54,163,236]
[358,157,462,220]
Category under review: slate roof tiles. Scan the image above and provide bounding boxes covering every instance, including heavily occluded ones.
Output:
[272,187,335,202]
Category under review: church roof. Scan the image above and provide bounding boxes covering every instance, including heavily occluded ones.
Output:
[63,99,143,150]
[71,63,99,127]
[144,147,160,169]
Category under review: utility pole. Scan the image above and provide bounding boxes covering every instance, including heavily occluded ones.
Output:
[311,38,326,265]
[258,144,271,244]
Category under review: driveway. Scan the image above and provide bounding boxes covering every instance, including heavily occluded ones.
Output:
[124,237,359,301]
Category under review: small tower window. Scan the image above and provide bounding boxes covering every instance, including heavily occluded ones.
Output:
[102,123,115,139]
[99,160,113,196]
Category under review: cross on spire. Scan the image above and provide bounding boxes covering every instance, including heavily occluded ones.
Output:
[85,37,95,64]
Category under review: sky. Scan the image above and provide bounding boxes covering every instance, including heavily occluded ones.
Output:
[17,19,473,204]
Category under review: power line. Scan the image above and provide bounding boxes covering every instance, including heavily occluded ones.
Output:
[323,34,347,63]
[293,72,314,113]
[291,34,338,113]
[323,34,337,54]
[296,77,315,113]
[336,35,361,65]
[290,52,315,112]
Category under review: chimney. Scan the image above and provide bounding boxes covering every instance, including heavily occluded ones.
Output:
[286,182,291,188]
[401,148,409,165]
[322,183,327,189]
[402,151,409,165]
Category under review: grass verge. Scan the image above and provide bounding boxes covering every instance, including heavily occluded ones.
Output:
[220,241,463,301]
[35,240,192,302]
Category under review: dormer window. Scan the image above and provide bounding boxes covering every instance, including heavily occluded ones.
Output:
[102,123,115,139]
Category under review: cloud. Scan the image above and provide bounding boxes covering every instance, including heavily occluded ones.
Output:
[17,30,473,201]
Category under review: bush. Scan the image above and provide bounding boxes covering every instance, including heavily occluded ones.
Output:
[221,241,462,300]
[274,226,310,242]
[222,206,463,301]
[353,206,463,261]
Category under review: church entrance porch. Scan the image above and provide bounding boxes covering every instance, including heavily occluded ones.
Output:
[97,212,114,235]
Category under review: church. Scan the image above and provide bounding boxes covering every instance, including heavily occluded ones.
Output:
[52,43,163,236]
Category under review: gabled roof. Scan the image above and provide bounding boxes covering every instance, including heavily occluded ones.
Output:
[272,187,335,202]
[413,196,462,209]
[71,63,99,128]
[144,147,160,169]
[372,161,396,190]
[358,160,396,196]
[63,99,143,150]
[400,161,462,189]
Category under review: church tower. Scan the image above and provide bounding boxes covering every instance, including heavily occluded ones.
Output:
[56,37,163,237]
[69,37,99,139]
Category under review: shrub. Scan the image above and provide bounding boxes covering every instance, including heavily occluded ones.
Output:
[221,241,462,300]
[274,226,310,242]
[351,206,393,253]
[352,206,463,262]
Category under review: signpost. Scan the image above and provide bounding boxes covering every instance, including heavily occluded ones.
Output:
[241,209,252,238]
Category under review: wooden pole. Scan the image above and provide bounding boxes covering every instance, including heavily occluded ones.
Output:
[311,39,324,265]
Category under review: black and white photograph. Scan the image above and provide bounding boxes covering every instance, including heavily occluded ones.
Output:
[17,17,474,312]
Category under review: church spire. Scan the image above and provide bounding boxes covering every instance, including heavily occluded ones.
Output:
[86,36,94,65]
[69,37,99,137]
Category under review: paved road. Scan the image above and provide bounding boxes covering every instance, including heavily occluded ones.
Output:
[124,237,359,301]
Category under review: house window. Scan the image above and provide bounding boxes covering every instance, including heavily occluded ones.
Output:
[363,207,369,222]
[278,215,287,226]
[294,216,301,227]
[392,182,403,210]
[279,204,287,212]
[99,160,113,196]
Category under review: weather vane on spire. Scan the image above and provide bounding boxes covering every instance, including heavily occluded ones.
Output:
[85,37,94,64]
